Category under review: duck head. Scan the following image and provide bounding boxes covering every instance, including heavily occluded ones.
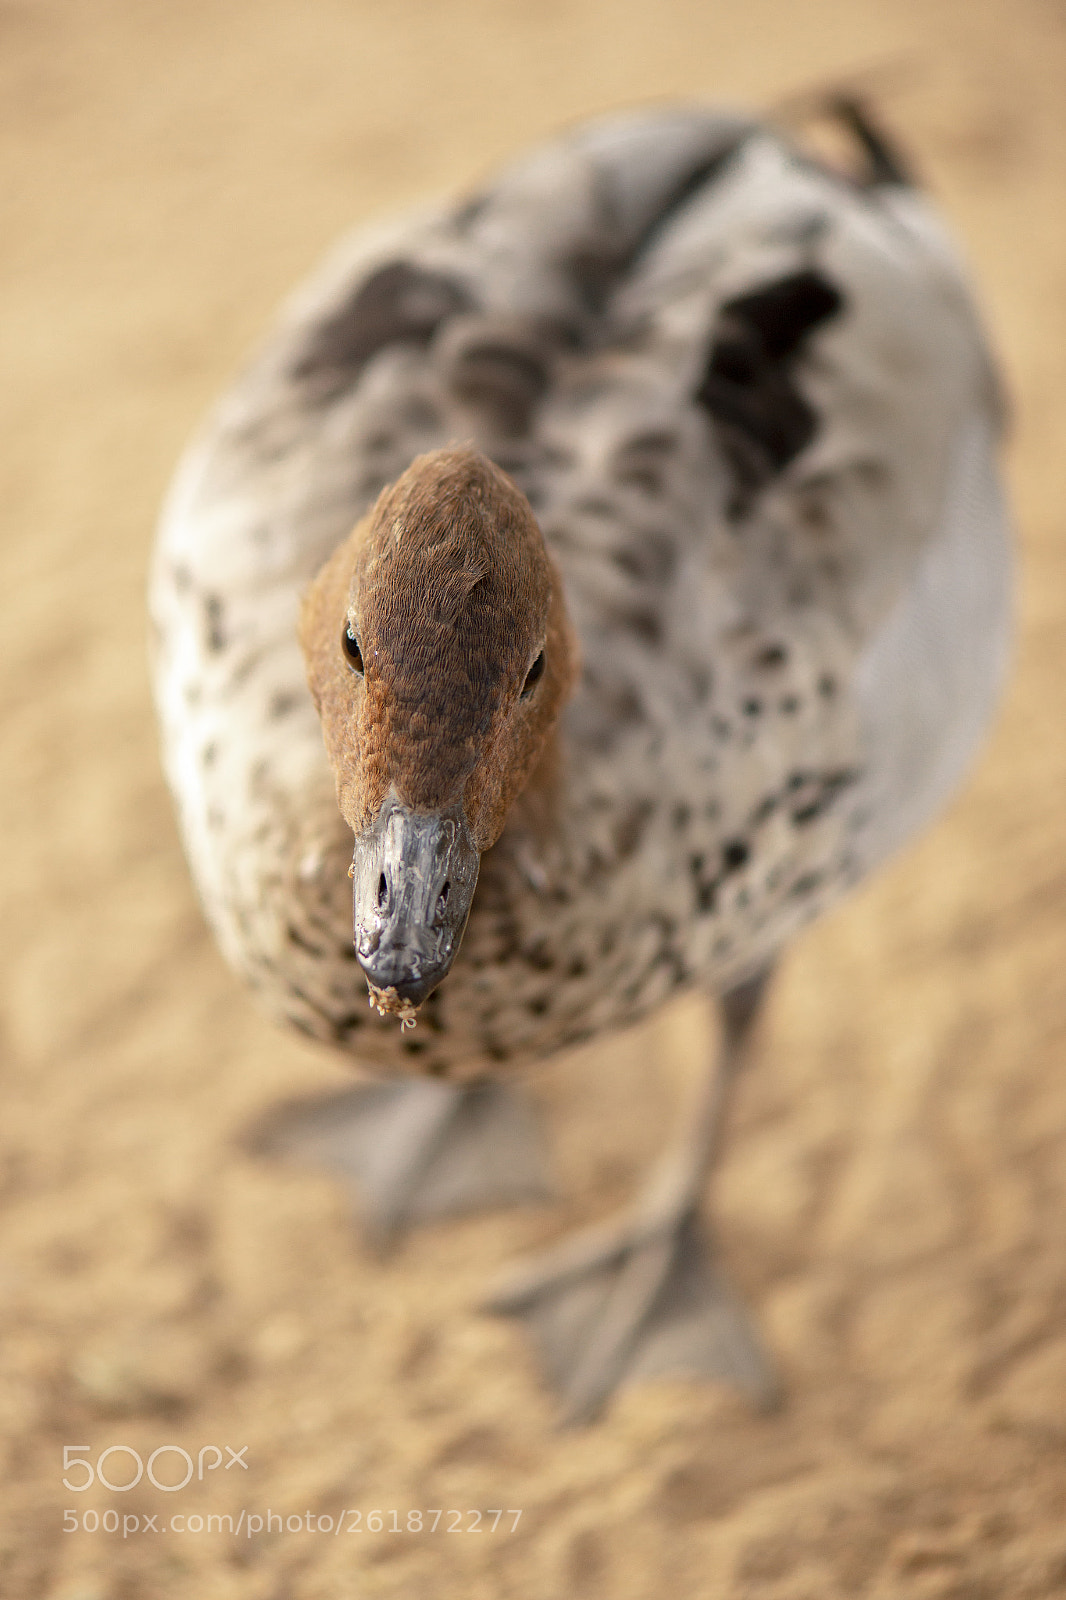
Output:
[301,447,578,1021]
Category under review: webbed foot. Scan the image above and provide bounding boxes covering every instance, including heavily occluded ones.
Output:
[485,1203,779,1425]
[246,1077,551,1252]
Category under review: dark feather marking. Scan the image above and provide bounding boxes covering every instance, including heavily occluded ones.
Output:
[443,333,551,435]
[269,690,301,720]
[452,190,490,232]
[203,593,226,654]
[563,133,753,311]
[288,1015,320,1041]
[614,605,663,647]
[524,940,555,973]
[614,799,655,860]
[286,923,326,956]
[722,839,750,873]
[291,260,474,392]
[697,883,718,915]
[620,137,754,271]
[698,269,844,501]
[723,271,842,361]
[790,768,861,826]
[827,97,916,188]
[334,1012,366,1032]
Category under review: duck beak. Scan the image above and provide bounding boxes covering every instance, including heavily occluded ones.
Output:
[351,798,481,1018]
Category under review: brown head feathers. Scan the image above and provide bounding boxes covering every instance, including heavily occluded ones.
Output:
[301,447,578,847]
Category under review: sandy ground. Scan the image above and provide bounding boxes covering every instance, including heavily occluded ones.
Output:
[3,0,1066,1595]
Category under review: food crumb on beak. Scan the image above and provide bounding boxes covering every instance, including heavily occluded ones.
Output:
[366,981,419,1028]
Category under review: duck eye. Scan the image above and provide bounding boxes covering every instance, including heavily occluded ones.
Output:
[521,650,545,699]
[342,624,364,674]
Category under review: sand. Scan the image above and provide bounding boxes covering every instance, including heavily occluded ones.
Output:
[3,0,1066,1595]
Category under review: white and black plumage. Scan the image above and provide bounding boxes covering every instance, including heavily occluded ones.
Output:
[150,103,1011,1421]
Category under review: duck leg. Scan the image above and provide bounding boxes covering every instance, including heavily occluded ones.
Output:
[246,1077,552,1253]
[484,971,779,1425]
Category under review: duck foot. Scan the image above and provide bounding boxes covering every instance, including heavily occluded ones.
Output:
[245,1077,552,1252]
[485,1206,779,1426]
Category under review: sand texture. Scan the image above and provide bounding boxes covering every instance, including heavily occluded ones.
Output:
[3,0,1066,1595]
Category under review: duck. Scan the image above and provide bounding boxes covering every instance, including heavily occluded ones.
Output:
[149,99,1011,1424]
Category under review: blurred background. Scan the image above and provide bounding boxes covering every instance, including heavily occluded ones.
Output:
[3,0,1065,1595]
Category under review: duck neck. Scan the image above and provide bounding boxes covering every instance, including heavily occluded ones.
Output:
[487,722,569,892]
[503,722,565,842]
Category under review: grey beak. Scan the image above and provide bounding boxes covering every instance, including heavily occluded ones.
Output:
[352,798,480,1012]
